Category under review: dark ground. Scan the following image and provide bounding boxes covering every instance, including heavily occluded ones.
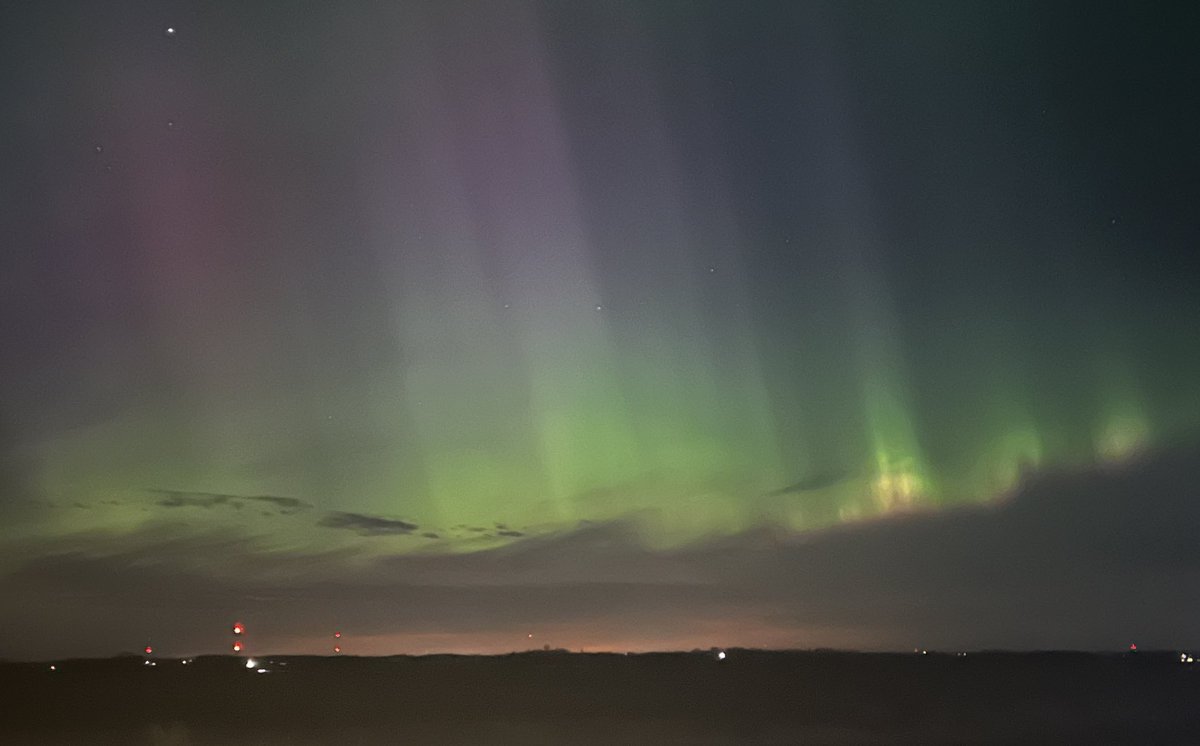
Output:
[3,650,1199,744]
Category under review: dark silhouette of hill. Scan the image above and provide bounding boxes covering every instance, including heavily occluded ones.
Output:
[5,650,1200,744]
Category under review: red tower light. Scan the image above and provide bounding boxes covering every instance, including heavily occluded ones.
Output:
[232,641,243,653]
[334,645,341,654]
[334,631,341,639]
[144,646,153,655]
[232,622,245,635]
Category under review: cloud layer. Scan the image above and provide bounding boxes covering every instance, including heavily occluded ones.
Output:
[2,442,1199,659]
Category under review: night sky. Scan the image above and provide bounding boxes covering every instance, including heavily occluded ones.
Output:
[2,1,1199,659]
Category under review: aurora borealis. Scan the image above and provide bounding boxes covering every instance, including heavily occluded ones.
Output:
[2,1,1199,658]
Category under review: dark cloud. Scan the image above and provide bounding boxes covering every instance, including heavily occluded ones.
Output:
[497,530,525,538]
[246,494,312,511]
[319,511,419,536]
[766,471,849,496]
[154,492,232,509]
[152,490,312,514]
[729,443,1200,650]
[421,532,440,540]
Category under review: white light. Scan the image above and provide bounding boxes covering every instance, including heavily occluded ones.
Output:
[165,26,176,36]
[256,668,267,674]
[1189,657,1195,664]
[49,665,56,671]
[245,659,256,669]
[717,651,726,660]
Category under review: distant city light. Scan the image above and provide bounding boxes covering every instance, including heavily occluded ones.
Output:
[256,668,267,674]
[49,665,56,671]
[246,659,256,669]
[717,651,726,660]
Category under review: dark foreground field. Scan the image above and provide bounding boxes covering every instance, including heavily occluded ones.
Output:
[4,650,1199,744]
